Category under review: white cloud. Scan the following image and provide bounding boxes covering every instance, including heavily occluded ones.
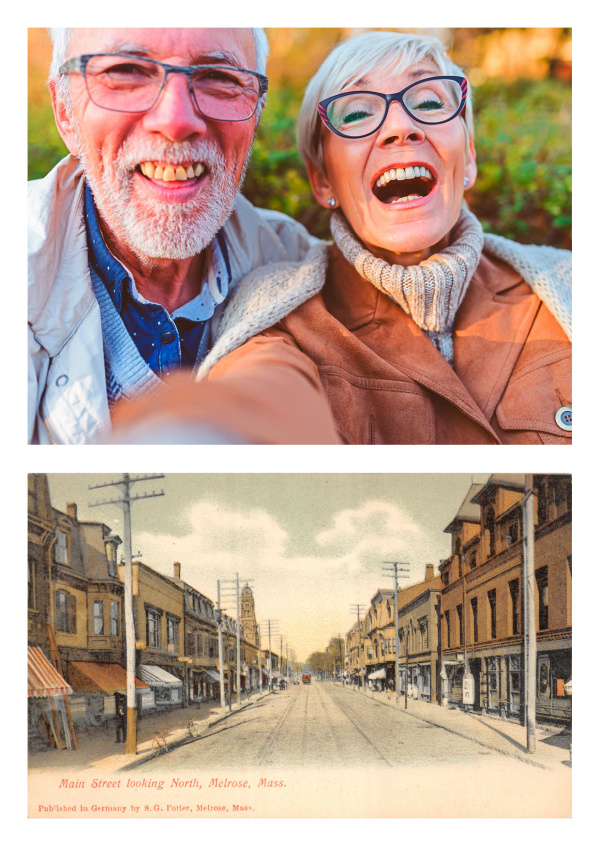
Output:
[132,500,289,585]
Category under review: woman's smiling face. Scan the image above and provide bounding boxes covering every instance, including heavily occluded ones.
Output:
[308,62,477,266]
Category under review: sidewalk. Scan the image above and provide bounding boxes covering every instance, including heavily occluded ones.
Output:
[28,690,269,772]
[353,684,571,772]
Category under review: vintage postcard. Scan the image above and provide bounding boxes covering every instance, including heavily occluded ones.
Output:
[28,472,572,819]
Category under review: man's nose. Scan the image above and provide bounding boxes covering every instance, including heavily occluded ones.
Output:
[375,99,426,146]
[141,71,207,141]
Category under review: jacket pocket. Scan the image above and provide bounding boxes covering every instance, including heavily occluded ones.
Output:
[319,366,435,444]
[495,351,571,444]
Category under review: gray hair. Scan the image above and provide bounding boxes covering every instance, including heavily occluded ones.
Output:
[297,30,474,174]
[49,27,270,107]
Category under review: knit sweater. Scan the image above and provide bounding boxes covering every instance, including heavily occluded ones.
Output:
[196,233,571,382]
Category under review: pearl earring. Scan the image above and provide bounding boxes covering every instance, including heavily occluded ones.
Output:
[463,177,469,188]
[328,198,337,208]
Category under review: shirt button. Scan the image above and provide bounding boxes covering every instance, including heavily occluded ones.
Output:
[161,332,176,345]
[555,406,572,431]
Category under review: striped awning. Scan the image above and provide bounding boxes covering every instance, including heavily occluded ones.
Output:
[139,664,182,688]
[68,661,149,694]
[28,647,71,697]
[368,668,386,680]
[202,669,221,683]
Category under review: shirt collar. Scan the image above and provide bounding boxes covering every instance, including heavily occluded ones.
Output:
[84,183,230,319]
[85,183,130,312]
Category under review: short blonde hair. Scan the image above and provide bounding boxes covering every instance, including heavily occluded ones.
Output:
[297,30,474,173]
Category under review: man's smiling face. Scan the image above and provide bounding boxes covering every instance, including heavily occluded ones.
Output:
[52,28,259,260]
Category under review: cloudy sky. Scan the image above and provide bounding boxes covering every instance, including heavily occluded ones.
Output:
[48,473,490,660]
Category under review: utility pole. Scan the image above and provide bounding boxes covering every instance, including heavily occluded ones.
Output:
[257,625,263,693]
[383,562,410,704]
[523,474,537,753]
[261,619,279,690]
[216,581,226,709]
[405,622,410,710]
[89,474,164,755]
[350,604,366,688]
[220,575,252,706]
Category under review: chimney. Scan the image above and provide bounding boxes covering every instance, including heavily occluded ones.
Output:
[174,562,181,579]
[425,563,434,581]
[66,502,77,521]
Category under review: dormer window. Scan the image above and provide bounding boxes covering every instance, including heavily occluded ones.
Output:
[55,529,68,564]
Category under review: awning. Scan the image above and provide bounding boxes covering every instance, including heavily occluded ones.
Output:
[68,661,149,694]
[139,664,182,688]
[202,669,221,683]
[368,668,386,680]
[28,647,72,698]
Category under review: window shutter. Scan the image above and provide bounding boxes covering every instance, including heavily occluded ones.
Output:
[67,593,77,633]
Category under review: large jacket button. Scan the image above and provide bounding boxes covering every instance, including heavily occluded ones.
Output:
[161,332,176,345]
[555,406,572,431]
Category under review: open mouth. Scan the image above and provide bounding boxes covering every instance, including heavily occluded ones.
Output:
[136,161,206,183]
[372,165,436,205]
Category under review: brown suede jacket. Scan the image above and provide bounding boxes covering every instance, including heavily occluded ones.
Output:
[206,244,571,445]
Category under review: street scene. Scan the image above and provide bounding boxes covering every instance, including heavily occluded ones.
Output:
[28,473,571,818]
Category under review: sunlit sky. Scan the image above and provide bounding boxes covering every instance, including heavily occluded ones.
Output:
[47,473,491,661]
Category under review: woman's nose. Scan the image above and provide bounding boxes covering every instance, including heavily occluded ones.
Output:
[375,99,426,146]
[141,71,208,142]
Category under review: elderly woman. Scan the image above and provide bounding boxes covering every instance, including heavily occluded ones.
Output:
[115,30,571,445]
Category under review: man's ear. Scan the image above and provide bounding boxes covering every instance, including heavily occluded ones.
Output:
[463,136,477,190]
[49,79,80,157]
[306,159,336,210]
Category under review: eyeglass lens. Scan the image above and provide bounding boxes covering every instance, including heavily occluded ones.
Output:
[84,55,262,119]
[326,79,464,136]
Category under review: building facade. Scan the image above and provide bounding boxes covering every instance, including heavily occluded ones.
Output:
[364,589,397,690]
[397,564,442,702]
[121,559,185,710]
[440,474,572,722]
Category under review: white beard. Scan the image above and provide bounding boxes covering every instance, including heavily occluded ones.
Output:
[78,135,251,260]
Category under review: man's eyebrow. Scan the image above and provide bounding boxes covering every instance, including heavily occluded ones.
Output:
[97,44,248,69]
[99,42,152,56]
[188,51,247,68]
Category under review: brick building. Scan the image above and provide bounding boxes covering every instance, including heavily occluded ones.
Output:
[364,589,397,689]
[440,474,571,722]
[397,564,442,702]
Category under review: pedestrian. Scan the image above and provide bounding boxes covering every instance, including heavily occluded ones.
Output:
[115,693,126,743]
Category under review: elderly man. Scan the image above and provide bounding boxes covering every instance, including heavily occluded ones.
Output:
[29,28,338,444]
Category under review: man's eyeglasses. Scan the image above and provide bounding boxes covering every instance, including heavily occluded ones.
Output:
[59,53,269,122]
[318,76,468,139]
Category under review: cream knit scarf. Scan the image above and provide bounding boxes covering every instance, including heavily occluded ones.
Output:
[330,207,484,364]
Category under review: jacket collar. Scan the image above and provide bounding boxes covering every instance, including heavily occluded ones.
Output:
[28,156,96,358]
[325,244,540,435]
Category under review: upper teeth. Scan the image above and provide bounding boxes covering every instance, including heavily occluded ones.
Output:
[140,162,205,181]
[376,166,432,188]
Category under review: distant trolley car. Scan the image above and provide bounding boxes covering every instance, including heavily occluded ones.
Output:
[302,673,312,684]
